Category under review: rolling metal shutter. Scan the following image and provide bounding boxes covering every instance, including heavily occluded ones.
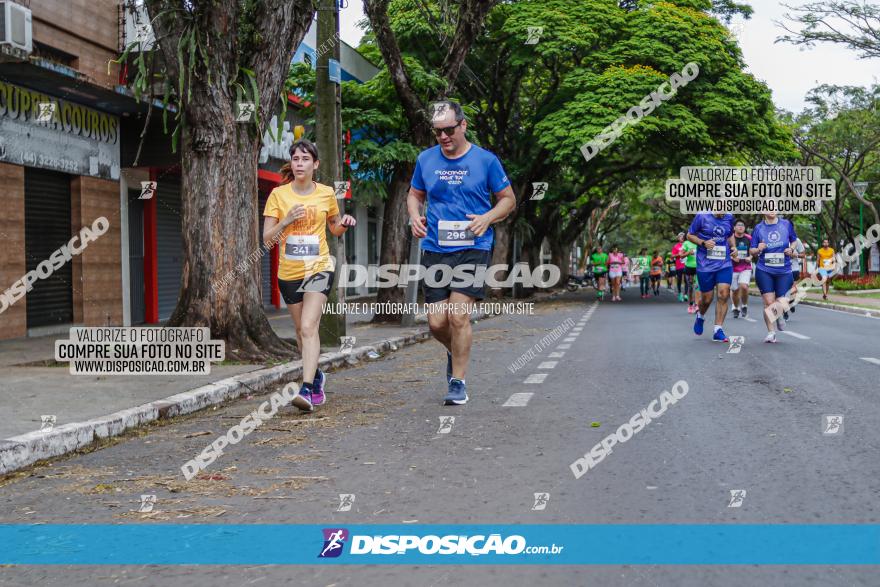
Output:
[258,190,273,307]
[156,177,182,321]
[24,169,72,328]
[127,190,145,324]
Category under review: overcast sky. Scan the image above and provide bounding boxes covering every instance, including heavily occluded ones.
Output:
[338,0,878,114]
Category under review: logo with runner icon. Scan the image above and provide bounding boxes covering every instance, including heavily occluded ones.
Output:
[531,492,550,511]
[530,182,548,201]
[437,416,455,434]
[336,493,355,512]
[318,528,349,558]
[138,494,157,513]
[727,489,746,508]
[822,414,843,435]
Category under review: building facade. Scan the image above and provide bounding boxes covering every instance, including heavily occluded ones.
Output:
[0,0,127,338]
[0,1,382,341]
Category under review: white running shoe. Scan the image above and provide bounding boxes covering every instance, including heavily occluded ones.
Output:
[764,332,777,343]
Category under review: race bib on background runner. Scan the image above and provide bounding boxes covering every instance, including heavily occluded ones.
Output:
[284,235,319,260]
[822,259,833,269]
[765,252,785,267]
[706,245,726,260]
[438,220,475,247]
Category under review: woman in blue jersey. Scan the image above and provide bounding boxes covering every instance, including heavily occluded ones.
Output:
[749,211,798,343]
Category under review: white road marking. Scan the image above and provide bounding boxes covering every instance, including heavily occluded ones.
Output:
[503,392,534,407]
[557,344,571,349]
[860,357,880,366]
[780,330,810,340]
[523,373,547,384]
[548,352,565,358]
[563,337,576,342]
[743,317,757,323]
[537,361,558,369]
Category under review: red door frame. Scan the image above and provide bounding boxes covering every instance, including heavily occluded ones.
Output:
[259,169,283,308]
[143,168,159,323]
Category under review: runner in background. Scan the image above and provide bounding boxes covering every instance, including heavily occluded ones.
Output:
[408,100,516,406]
[262,139,357,412]
[634,248,650,298]
[816,238,836,300]
[731,220,752,319]
[665,250,675,291]
[622,254,630,290]
[608,245,625,301]
[681,237,698,314]
[785,236,805,320]
[650,250,664,296]
[750,211,798,343]
[590,246,609,301]
[671,233,686,301]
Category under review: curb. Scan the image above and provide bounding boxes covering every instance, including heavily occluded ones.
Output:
[794,299,877,318]
[747,289,877,318]
[0,292,567,476]
[0,331,432,476]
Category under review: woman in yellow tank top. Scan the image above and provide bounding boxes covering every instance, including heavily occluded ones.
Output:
[262,140,356,412]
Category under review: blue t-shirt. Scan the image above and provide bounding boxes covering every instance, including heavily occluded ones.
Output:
[752,219,798,275]
[688,213,735,272]
[410,144,511,253]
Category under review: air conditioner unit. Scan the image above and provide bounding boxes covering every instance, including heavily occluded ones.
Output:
[0,1,33,54]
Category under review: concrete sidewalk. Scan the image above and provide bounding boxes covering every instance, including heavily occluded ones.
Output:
[0,306,421,440]
[0,292,557,474]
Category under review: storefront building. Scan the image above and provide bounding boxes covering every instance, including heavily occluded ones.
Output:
[0,0,130,339]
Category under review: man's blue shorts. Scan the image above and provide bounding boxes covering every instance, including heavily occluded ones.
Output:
[755,268,794,298]
[696,266,733,291]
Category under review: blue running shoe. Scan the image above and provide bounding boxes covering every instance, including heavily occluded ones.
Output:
[446,351,452,383]
[693,315,705,335]
[444,378,468,406]
[713,328,729,343]
[312,369,326,406]
[292,384,314,412]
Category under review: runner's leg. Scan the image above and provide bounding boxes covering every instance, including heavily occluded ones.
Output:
[426,299,452,354]
[715,283,731,326]
[447,291,475,380]
[297,291,327,385]
[761,292,778,333]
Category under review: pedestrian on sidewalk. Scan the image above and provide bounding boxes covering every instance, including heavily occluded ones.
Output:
[262,139,357,411]
[408,100,516,405]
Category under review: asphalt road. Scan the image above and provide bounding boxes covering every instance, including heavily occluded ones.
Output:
[1,286,878,586]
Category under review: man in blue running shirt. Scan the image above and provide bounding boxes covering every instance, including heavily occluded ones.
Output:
[687,212,740,342]
[408,101,516,406]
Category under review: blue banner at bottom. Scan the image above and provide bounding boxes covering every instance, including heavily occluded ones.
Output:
[0,524,878,565]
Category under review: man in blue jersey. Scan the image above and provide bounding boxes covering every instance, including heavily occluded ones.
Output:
[408,101,516,405]
[686,212,740,342]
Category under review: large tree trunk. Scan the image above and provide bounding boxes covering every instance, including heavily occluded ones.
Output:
[146,1,315,361]
[488,217,513,299]
[167,116,293,360]
[372,162,414,322]
[548,238,571,287]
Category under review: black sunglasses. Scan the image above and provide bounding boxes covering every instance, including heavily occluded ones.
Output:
[432,121,462,137]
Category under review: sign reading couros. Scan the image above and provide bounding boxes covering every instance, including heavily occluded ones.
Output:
[0,81,120,180]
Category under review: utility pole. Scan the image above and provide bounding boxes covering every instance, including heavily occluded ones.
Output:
[316,0,345,345]
[855,182,869,276]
